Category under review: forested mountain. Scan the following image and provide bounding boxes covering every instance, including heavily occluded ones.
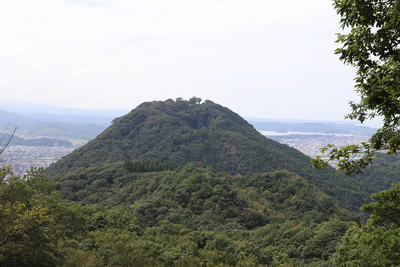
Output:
[55,161,356,227]
[352,153,400,193]
[46,98,370,211]
[1,165,358,266]
[4,98,396,265]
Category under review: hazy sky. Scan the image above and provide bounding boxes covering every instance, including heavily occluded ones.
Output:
[1,0,364,123]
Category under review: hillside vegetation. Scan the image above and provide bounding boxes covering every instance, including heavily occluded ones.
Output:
[55,161,356,227]
[352,153,400,193]
[1,165,358,266]
[46,98,370,212]
[4,98,400,265]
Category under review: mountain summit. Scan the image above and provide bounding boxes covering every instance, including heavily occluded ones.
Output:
[46,97,369,210]
[46,97,310,175]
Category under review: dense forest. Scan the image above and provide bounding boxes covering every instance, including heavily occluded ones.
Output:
[2,162,400,266]
[46,99,371,212]
[351,153,400,193]
[2,98,400,266]
[1,164,357,266]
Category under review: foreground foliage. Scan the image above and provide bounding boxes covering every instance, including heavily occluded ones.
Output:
[331,182,400,266]
[1,165,360,266]
[313,0,400,174]
[0,167,86,266]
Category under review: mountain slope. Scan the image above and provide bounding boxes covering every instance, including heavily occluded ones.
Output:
[45,98,370,211]
[54,161,356,228]
[6,162,357,266]
[352,153,400,193]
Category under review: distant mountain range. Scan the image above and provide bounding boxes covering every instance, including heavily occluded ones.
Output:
[0,101,377,140]
[247,119,376,136]
[6,134,73,147]
[0,102,129,140]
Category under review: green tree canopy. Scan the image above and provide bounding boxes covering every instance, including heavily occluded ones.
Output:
[313,0,400,175]
[0,167,87,266]
[332,182,400,266]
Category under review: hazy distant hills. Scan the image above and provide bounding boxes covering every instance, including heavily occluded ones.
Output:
[15,122,107,141]
[0,102,128,140]
[10,135,72,147]
[45,98,371,211]
[0,101,378,142]
[248,120,376,135]
[0,109,33,127]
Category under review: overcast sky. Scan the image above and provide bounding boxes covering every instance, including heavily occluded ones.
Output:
[1,0,368,124]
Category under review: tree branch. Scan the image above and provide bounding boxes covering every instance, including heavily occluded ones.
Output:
[0,125,18,155]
